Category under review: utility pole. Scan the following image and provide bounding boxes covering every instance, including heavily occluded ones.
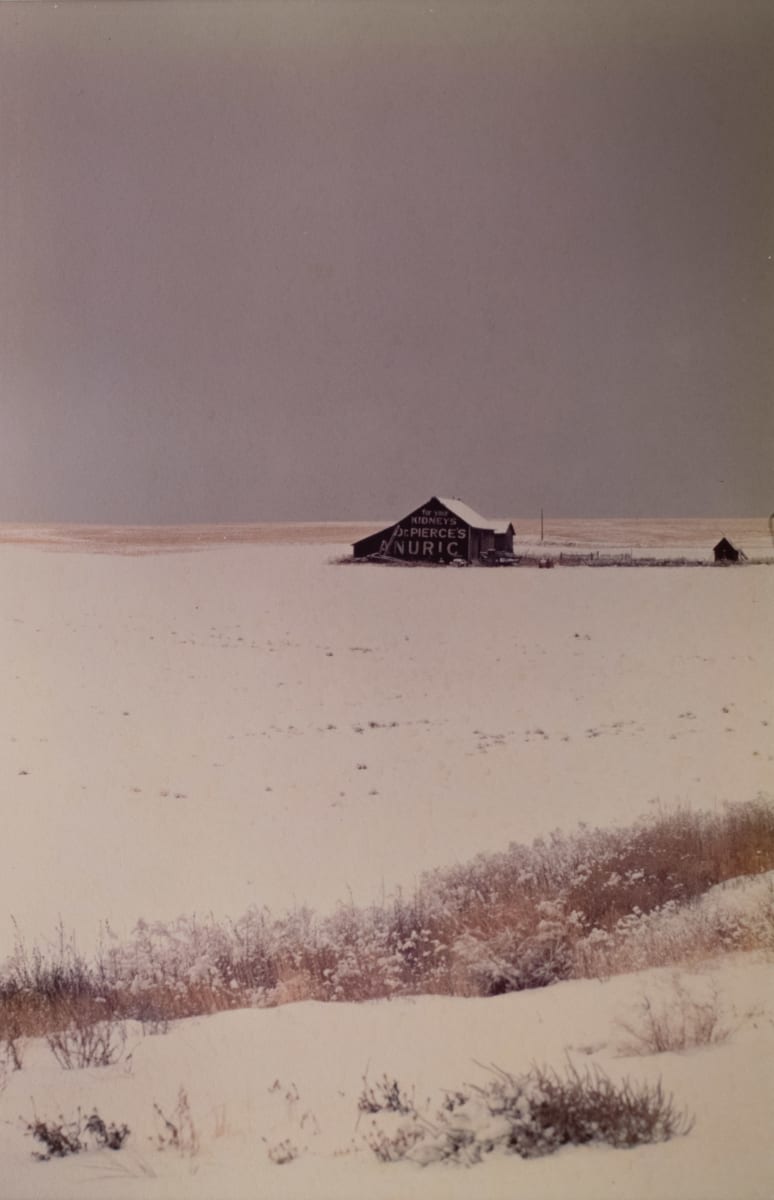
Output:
[540,508,544,543]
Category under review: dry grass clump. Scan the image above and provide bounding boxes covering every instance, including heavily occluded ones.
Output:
[45,1001,127,1069]
[0,939,125,1072]
[615,974,733,1055]
[2,800,772,1034]
[153,1087,200,1157]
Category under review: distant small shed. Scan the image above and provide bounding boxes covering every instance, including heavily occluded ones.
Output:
[352,496,515,565]
[713,537,746,563]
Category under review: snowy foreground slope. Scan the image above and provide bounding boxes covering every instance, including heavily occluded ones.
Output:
[1,955,772,1200]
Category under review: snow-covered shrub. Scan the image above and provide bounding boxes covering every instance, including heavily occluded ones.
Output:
[366,1122,425,1162]
[378,891,452,994]
[573,872,774,979]
[450,902,581,995]
[99,913,269,1019]
[266,1138,299,1164]
[268,970,321,1005]
[25,1114,85,1160]
[358,1073,415,1116]
[364,1063,692,1165]
[82,1110,131,1150]
[24,1108,129,1160]
[314,903,399,1001]
[450,932,523,996]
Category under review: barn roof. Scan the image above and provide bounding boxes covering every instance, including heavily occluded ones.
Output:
[436,497,512,534]
[351,496,513,551]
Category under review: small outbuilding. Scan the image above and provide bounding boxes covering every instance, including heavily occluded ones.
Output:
[713,537,746,563]
[353,496,515,565]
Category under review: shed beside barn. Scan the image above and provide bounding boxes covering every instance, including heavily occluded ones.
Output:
[713,537,746,563]
[352,497,515,564]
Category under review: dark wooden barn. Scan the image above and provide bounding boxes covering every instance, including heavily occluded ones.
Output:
[713,537,746,563]
[352,496,515,565]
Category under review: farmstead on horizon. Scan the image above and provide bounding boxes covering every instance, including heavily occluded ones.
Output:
[352,496,515,564]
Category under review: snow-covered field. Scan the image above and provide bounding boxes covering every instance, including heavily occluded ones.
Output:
[1,528,771,955]
[0,522,772,1197]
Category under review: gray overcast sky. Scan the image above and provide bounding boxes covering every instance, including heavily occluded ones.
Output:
[1,0,772,522]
